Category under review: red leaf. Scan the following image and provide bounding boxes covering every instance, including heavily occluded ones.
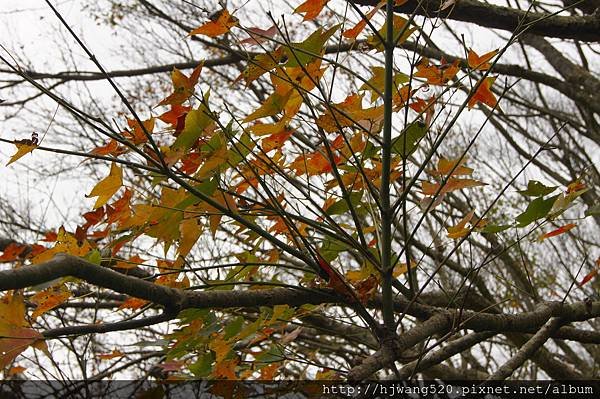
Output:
[538,223,576,241]
[0,243,27,262]
[240,25,278,46]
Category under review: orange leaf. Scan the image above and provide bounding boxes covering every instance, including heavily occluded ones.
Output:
[290,151,341,176]
[422,178,486,196]
[123,117,155,145]
[294,0,329,21]
[261,129,293,152]
[158,105,191,126]
[87,163,123,209]
[414,58,459,85]
[30,285,71,319]
[468,77,498,109]
[538,223,576,241]
[157,64,203,107]
[212,358,238,379]
[90,139,126,156]
[189,10,238,37]
[260,362,281,379]
[115,255,145,270]
[429,157,473,177]
[7,366,27,376]
[179,217,203,256]
[98,349,124,360]
[467,48,498,71]
[579,269,598,287]
[343,3,382,39]
[119,297,147,310]
[0,243,27,262]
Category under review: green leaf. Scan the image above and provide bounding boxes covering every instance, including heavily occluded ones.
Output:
[285,25,339,67]
[367,15,416,52]
[254,344,285,364]
[228,131,255,167]
[172,92,213,151]
[320,236,346,262]
[325,191,363,215]
[176,175,220,209]
[189,352,215,377]
[224,316,244,340]
[391,121,427,158]
[85,249,102,265]
[362,141,378,159]
[585,203,600,217]
[515,194,559,227]
[518,180,557,197]
[360,66,409,102]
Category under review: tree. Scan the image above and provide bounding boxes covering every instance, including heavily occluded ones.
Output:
[0,0,599,387]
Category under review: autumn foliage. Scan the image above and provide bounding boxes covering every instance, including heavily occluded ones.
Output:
[0,0,599,386]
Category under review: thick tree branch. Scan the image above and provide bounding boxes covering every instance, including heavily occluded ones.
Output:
[488,317,564,380]
[350,0,600,41]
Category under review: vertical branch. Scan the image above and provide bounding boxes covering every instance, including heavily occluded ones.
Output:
[380,0,396,335]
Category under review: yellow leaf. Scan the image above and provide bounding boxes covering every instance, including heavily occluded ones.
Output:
[196,146,229,178]
[7,142,37,166]
[87,163,123,209]
[179,217,203,256]
[447,210,475,239]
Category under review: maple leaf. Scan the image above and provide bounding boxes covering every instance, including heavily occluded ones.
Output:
[239,25,278,46]
[179,217,203,256]
[468,77,498,109]
[0,293,44,368]
[119,297,147,310]
[157,64,203,107]
[467,48,498,71]
[237,47,287,87]
[90,139,126,157]
[367,15,416,52]
[284,25,339,67]
[360,66,409,103]
[261,128,293,152]
[0,242,27,262]
[243,89,293,122]
[189,10,238,37]
[343,2,382,39]
[414,58,460,85]
[87,163,123,209]
[428,157,474,177]
[422,178,486,196]
[290,151,341,176]
[158,104,191,127]
[294,0,329,21]
[30,285,71,319]
[124,118,155,145]
[7,142,37,166]
[82,207,105,229]
[447,210,475,239]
